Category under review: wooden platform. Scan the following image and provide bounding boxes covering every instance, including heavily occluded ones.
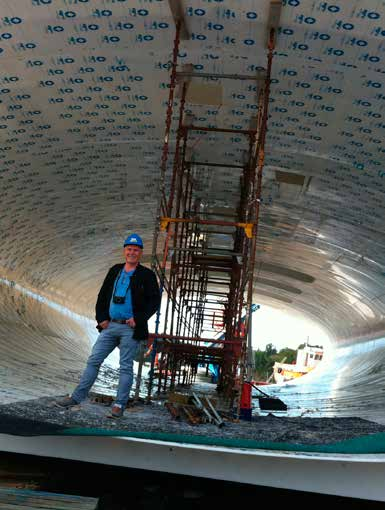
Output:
[0,487,97,509]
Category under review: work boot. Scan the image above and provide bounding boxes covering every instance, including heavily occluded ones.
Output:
[54,396,79,408]
[107,404,124,418]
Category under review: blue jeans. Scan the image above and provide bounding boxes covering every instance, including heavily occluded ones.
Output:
[72,322,139,407]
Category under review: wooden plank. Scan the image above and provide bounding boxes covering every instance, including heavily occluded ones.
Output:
[0,505,47,510]
[0,505,39,509]
[0,488,97,509]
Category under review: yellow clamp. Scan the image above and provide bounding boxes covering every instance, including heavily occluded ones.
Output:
[160,217,171,231]
[238,223,253,238]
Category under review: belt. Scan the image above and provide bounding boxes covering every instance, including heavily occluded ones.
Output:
[110,319,129,324]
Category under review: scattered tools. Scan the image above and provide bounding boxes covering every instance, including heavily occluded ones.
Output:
[205,396,225,427]
[180,405,201,425]
[164,402,181,420]
[191,392,214,424]
[90,393,114,406]
[168,392,191,405]
[249,382,287,411]
[164,391,225,427]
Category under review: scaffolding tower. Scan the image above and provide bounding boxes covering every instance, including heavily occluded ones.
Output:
[145,1,280,414]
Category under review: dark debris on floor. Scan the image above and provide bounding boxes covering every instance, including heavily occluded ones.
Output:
[1,395,385,445]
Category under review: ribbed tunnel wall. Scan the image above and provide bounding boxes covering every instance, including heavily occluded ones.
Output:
[0,279,94,403]
[1,0,385,425]
[270,334,385,425]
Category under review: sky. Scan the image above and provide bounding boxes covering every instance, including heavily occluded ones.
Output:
[250,304,331,352]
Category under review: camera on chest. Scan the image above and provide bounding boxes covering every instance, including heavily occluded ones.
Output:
[113,295,125,304]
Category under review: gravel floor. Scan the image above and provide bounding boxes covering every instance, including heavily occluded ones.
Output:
[1,394,385,445]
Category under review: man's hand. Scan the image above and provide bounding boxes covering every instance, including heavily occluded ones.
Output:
[99,320,110,330]
[126,317,136,328]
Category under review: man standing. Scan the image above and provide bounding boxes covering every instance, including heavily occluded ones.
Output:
[56,233,160,417]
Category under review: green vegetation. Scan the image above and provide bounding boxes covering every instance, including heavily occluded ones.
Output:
[253,343,297,381]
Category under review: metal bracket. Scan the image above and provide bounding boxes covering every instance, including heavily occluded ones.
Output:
[160,217,254,238]
[168,0,190,40]
[267,0,282,48]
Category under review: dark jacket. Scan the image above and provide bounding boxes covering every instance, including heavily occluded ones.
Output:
[95,263,160,340]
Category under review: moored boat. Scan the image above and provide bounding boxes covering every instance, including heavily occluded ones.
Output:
[273,343,324,384]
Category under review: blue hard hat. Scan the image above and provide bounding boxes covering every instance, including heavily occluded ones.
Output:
[123,233,143,248]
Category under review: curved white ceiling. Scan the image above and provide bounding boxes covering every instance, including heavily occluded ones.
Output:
[0,0,384,348]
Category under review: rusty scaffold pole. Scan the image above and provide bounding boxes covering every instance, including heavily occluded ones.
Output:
[234,24,278,418]
[147,14,184,401]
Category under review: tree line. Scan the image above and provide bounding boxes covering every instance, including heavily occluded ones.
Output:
[253,343,298,381]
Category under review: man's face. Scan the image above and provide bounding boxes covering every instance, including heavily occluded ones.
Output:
[124,245,143,265]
